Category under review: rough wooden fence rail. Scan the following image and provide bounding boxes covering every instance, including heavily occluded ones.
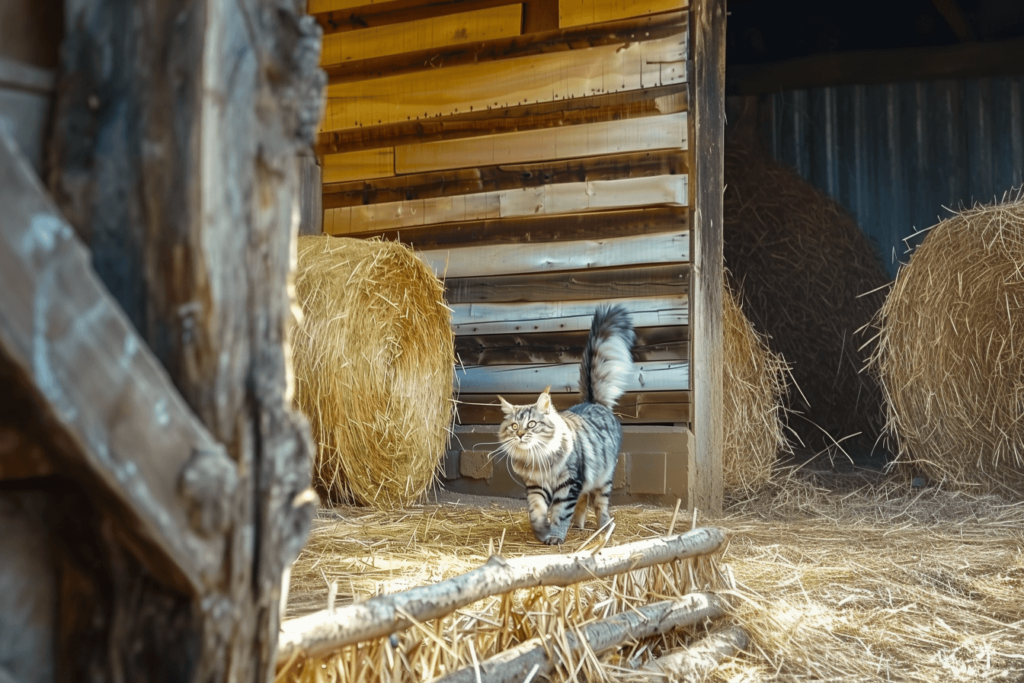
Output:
[278,526,728,661]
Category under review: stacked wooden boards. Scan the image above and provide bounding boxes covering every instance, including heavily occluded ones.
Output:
[312,0,724,507]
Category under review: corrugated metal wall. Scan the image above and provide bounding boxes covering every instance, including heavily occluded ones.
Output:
[759,75,1024,277]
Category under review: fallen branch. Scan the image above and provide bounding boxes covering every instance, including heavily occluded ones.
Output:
[642,624,749,681]
[278,527,727,661]
[433,594,728,683]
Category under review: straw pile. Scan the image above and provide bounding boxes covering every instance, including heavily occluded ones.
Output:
[724,145,890,452]
[869,196,1024,496]
[722,278,791,496]
[281,477,1024,682]
[292,236,454,508]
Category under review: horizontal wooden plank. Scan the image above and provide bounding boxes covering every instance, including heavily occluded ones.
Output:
[394,112,687,174]
[451,295,687,334]
[419,229,689,278]
[559,0,686,29]
[455,325,688,364]
[324,175,687,234]
[455,390,690,424]
[313,0,528,34]
[317,84,686,154]
[455,359,689,393]
[309,0,382,13]
[324,150,688,210]
[447,262,689,303]
[321,32,687,131]
[321,5,522,66]
[322,148,394,184]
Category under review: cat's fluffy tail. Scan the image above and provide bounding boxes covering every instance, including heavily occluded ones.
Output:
[579,305,636,409]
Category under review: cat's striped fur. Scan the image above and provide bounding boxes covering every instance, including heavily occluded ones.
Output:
[498,305,635,545]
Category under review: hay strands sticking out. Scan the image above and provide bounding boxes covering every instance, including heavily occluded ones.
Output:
[434,594,729,683]
[642,624,750,681]
[278,526,727,661]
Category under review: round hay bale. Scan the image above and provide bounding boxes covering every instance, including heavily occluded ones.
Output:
[292,235,454,508]
[724,144,890,452]
[723,278,791,496]
[870,196,1024,495]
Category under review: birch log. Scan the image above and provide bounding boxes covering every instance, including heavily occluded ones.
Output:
[434,594,728,683]
[642,625,749,681]
[278,527,727,661]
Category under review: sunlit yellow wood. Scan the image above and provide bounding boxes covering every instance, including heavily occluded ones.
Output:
[322,148,395,183]
[321,5,523,66]
[321,33,687,132]
[395,112,688,174]
[559,0,688,28]
[308,0,385,14]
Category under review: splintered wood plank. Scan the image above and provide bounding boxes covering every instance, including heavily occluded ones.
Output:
[395,113,687,174]
[455,359,689,393]
[324,175,687,234]
[321,5,522,66]
[321,148,394,183]
[446,263,689,303]
[456,390,690,424]
[455,325,688,365]
[419,230,689,278]
[317,84,687,154]
[321,33,687,131]
[559,0,687,28]
[451,295,687,335]
[325,151,687,210]
[325,11,686,84]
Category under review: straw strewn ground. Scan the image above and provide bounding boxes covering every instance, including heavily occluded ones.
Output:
[282,475,1024,682]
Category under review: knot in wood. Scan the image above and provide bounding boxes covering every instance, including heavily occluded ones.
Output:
[178,447,238,538]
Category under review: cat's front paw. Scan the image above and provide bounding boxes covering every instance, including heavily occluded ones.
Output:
[542,533,566,545]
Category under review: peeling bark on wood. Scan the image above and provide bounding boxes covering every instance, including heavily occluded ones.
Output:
[435,594,727,683]
[278,527,727,661]
[642,624,749,681]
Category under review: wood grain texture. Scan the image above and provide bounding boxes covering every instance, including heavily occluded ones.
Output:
[325,151,688,210]
[298,156,324,236]
[418,230,690,278]
[456,390,689,424]
[317,84,686,154]
[325,175,687,233]
[447,262,689,303]
[455,359,689,393]
[312,0,525,33]
[320,5,522,66]
[559,0,687,28]
[321,33,687,131]
[394,112,687,174]
[322,147,394,183]
[690,0,726,513]
[451,295,688,334]
[323,10,688,84]
[455,325,688,364]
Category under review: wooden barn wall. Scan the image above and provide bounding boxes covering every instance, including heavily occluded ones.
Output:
[312,0,696,427]
[754,76,1024,277]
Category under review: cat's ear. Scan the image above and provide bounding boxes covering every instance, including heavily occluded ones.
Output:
[535,386,553,412]
[498,395,515,415]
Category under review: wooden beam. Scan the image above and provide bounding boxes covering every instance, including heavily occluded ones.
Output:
[323,10,688,83]
[0,129,228,596]
[316,84,687,154]
[727,37,1024,96]
[320,5,522,66]
[451,295,688,334]
[559,0,687,29]
[298,156,324,236]
[312,0,523,33]
[324,175,687,233]
[321,33,687,131]
[394,112,687,174]
[456,390,690,424]
[446,262,689,304]
[691,0,726,512]
[321,147,394,184]
[324,151,688,210]
[454,325,688,364]
[419,230,690,278]
[455,359,688,393]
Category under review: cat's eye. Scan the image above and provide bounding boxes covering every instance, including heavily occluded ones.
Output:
[510,423,518,430]
[527,420,536,428]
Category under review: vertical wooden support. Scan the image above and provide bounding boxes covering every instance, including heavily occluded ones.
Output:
[299,155,324,236]
[690,0,726,513]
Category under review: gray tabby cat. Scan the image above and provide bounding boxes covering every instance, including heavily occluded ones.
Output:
[497,305,636,545]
